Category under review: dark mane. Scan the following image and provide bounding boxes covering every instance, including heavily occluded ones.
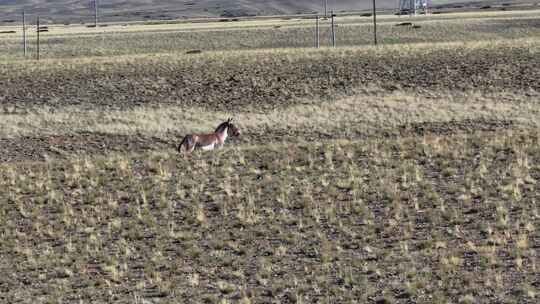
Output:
[214,121,229,133]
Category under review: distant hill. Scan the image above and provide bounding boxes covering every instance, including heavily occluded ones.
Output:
[0,0,538,23]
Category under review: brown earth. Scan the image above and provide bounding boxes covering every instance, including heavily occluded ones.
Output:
[1,46,539,111]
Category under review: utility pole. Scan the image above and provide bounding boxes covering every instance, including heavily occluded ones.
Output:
[373,0,378,45]
[331,11,336,48]
[94,0,98,27]
[36,16,40,61]
[22,11,27,57]
[323,0,328,18]
[399,0,429,17]
[315,15,320,48]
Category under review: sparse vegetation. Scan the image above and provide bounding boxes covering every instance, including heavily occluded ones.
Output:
[1,10,540,59]
[0,8,539,304]
[1,132,539,303]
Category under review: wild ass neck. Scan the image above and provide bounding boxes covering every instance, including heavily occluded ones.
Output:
[216,125,229,144]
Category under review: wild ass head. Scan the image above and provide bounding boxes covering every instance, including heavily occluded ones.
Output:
[215,118,240,137]
[226,118,240,137]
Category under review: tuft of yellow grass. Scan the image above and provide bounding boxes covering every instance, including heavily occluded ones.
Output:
[0,89,537,139]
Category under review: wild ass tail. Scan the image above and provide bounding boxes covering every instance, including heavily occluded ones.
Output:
[177,135,190,153]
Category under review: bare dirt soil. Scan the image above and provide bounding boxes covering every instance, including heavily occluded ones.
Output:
[2,46,539,111]
[0,133,171,163]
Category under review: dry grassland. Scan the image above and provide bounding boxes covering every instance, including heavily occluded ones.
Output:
[1,10,540,59]
[0,9,539,304]
[1,132,539,303]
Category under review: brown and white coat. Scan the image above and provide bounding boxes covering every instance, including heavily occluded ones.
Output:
[177,118,240,153]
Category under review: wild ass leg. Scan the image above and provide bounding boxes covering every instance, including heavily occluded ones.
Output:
[177,136,187,153]
[186,136,197,153]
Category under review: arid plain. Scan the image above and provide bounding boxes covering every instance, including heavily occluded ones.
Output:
[1,9,540,304]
